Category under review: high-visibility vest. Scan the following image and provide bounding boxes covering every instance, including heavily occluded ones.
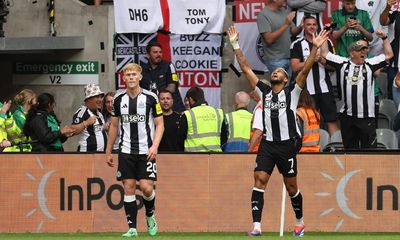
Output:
[224,109,252,152]
[184,104,223,152]
[4,105,31,152]
[296,107,320,152]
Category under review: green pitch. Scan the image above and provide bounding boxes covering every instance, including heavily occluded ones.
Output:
[1,232,400,239]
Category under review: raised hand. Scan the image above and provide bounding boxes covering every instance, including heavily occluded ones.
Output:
[285,11,296,26]
[0,100,11,114]
[227,25,240,49]
[312,29,329,48]
[375,29,387,39]
[387,0,397,7]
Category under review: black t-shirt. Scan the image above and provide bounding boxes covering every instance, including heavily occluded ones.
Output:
[140,60,185,113]
[159,111,181,152]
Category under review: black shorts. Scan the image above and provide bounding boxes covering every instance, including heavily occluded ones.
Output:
[117,152,157,181]
[255,139,297,177]
[312,92,337,122]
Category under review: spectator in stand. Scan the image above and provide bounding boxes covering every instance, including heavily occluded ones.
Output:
[256,0,300,76]
[6,89,37,152]
[320,30,393,149]
[356,0,388,56]
[140,42,185,113]
[296,89,320,152]
[72,84,107,152]
[158,89,181,152]
[177,87,227,152]
[102,91,119,151]
[0,100,11,151]
[332,0,373,57]
[380,0,400,103]
[288,0,326,38]
[24,93,75,152]
[291,16,338,136]
[223,91,253,152]
[357,39,382,126]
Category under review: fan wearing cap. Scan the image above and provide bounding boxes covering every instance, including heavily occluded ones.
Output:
[71,83,107,152]
[228,25,329,237]
[320,30,393,149]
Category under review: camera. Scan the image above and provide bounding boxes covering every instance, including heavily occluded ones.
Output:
[349,16,357,20]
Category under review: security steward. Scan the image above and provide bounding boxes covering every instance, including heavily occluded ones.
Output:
[177,87,227,152]
[223,91,253,152]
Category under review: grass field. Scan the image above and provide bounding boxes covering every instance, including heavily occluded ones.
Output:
[1,232,400,239]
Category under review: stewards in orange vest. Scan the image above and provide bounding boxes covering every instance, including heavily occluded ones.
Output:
[296,90,320,152]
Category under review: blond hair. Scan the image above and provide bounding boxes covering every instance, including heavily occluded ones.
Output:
[13,89,36,106]
[122,63,142,74]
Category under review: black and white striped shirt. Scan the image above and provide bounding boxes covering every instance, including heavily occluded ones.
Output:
[290,38,334,94]
[72,106,107,152]
[255,81,302,141]
[112,89,163,155]
[326,52,387,118]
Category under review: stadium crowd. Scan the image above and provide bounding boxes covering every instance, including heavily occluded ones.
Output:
[1,0,400,154]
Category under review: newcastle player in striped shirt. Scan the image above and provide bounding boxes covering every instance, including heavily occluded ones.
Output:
[320,30,393,149]
[105,63,164,237]
[228,25,329,237]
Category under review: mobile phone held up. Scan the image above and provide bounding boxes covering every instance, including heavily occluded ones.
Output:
[324,22,337,31]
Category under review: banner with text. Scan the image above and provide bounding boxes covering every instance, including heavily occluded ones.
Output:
[12,61,99,85]
[114,0,164,33]
[115,33,222,108]
[170,34,222,108]
[167,0,225,34]
[233,0,267,73]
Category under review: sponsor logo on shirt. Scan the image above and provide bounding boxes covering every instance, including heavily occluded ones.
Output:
[264,100,286,110]
[121,114,146,123]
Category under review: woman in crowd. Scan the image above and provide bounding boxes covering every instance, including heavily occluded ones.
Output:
[296,89,321,152]
[24,93,74,152]
[6,89,37,152]
[102,91,119,151]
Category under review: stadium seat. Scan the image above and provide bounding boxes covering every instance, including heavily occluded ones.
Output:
[376,128,399,149]
[377,113,392,129]
[319,129,330,152]
[379,99,397,120]
[396,130,400,149]
[323,142,345,152]
[330,130,342,143]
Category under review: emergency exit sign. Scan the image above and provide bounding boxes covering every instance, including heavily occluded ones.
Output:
[12,61,99,85]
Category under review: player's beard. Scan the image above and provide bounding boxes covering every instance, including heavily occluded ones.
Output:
[270,79,282,85]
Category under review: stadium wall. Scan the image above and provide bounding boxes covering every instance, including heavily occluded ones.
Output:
[0,153,399,233]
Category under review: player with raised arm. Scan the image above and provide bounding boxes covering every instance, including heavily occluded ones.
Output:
[227,26,329,237]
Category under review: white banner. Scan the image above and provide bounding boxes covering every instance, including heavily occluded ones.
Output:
[114,0,163,34]
[234,23,268,73]
[233,0,268,73]
[168,0,225,34]
[170,34,222,108]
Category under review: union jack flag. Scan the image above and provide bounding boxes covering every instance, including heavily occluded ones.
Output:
[115,33,157,72]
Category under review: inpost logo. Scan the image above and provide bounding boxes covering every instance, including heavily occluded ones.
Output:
[21,156,57,232]
[21,156,145,232]
[315,156,399,231]
[315,156,361,231]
